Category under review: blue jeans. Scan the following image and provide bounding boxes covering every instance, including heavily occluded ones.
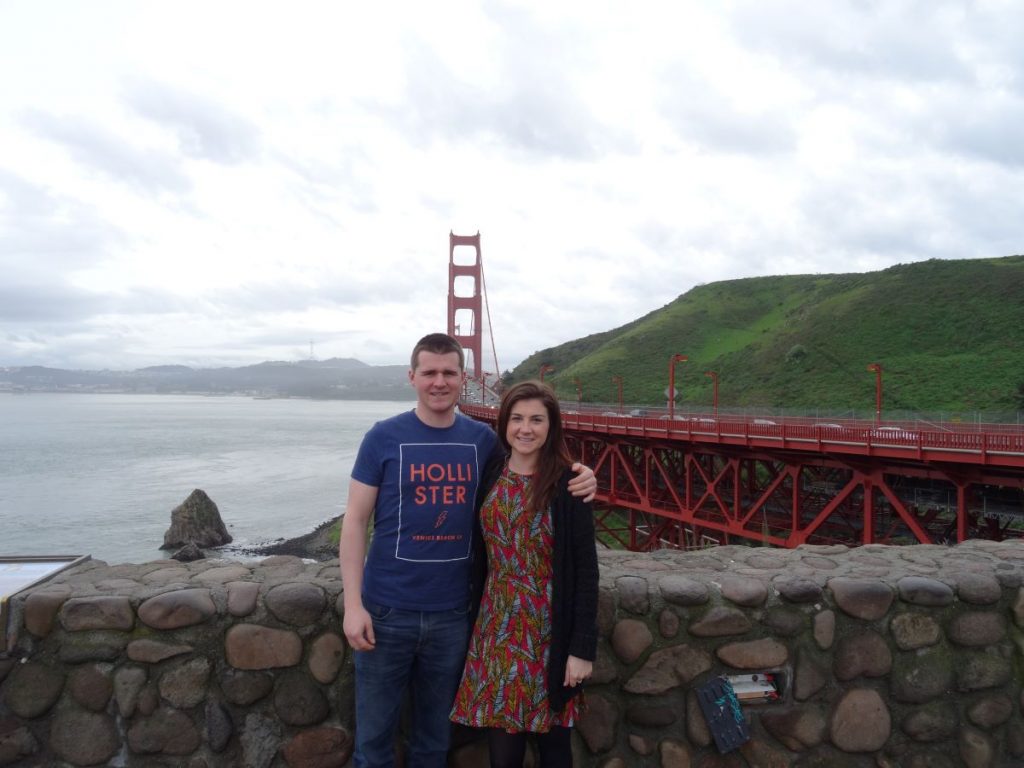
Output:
[353,600,472,768]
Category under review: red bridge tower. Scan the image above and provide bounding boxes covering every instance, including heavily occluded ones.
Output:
[447,232,484,382]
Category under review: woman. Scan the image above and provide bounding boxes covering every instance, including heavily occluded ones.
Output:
[451,380,599,767]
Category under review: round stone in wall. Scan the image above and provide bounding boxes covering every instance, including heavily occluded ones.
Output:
[688,606,751,637]
[833,630,892,680]
[221,670,275,706]
[126,707,201,756]
[959,726,995,767]
[623,644,712,695]
[626,704,677,727]
[615,576,650,614]
[715,637,788,669]
[897,576,954,607]
[830,688,890,752]
[828,578,894,620]
[717,574,768,607]
[309,632,346,684]
[265,582,327,626]
[137,588,216,630]
[901,701,957,742]
[273,672,329,727]
[966,694,1013,729]
[67,664,113,712]
[658,574,709,606]
[761,705,827,750]
[281,726,353,768]
[891,648,953,703]
[946,611,1006,647]
[611,618,653,664]
[813,609,835,649]
[890,612,940,650]
[775,577,823,603]
[658,608,680,638]
[657,738,692,768]
[3,661,64,719]
[953,572,1002,605]
[686,689,712,747]
[956,652,1012,692]
[50,711,120,765]
[576,693,618,753]
[158,657,211,709]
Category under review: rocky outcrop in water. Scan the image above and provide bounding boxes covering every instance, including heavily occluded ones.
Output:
[171,543,206,562]
[161,489,232,549]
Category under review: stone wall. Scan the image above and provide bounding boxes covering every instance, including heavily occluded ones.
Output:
[3,541,1024,766]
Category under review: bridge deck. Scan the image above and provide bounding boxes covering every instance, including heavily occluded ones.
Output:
[460,402,1024,549]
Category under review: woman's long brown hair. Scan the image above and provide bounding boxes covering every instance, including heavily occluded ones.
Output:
[496,380,573,512]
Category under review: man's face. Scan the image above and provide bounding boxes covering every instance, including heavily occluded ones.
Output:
[409,350,464,416]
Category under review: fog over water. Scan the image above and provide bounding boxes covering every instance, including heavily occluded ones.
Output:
[0,394,411,564]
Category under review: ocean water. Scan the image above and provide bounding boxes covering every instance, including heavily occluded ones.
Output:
[0,393,411,564]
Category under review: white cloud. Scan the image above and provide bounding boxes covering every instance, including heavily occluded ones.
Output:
[1,0,1022,371]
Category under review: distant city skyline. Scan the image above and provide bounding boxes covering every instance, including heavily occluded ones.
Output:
[3,1,1023,371]
[0,355,381,372]
[0,355,413,400]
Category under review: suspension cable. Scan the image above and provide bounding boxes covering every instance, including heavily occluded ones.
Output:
[479,255,501,383]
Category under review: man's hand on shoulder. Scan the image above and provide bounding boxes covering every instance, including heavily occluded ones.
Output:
[568,462,597,503]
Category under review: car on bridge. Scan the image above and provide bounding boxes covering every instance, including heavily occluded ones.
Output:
[869,425,918,441]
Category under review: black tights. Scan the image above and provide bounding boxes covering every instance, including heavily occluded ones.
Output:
[487,726,573,768]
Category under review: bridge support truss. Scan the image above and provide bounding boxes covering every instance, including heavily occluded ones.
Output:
[461,403,1024,550]
[567,435,1024,550]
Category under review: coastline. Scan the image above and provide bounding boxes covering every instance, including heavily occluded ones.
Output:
[231,515,342,561]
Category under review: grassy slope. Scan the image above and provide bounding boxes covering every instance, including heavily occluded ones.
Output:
[509,255,1024,412]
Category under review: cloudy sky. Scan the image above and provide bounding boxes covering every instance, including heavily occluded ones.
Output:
[2,1,1022,373]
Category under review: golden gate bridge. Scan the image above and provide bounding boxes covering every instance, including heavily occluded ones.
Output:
[447,232,1024,550]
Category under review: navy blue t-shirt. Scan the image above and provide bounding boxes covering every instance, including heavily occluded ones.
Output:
[351,409,499,611]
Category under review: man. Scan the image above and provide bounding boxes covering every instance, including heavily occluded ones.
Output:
[340,333,596,768]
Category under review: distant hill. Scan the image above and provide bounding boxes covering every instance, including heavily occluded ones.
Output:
[0,358,413,400]
[509,255,1024,414]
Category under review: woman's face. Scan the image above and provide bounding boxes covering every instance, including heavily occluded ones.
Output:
[505,397,550,462]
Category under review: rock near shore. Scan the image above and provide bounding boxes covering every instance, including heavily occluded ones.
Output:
[162,489,232,549]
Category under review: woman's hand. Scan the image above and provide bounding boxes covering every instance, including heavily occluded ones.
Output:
[564,654,593,687]
[567,463,597,502]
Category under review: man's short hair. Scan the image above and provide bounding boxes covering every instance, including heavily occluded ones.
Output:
[410,333,465,371]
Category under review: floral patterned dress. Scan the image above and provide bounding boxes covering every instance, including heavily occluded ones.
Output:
[451,467,579,732]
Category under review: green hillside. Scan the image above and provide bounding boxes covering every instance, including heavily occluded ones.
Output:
[508,255,1024,414]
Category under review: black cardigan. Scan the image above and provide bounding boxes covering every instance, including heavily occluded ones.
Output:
[470,457,600,713]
